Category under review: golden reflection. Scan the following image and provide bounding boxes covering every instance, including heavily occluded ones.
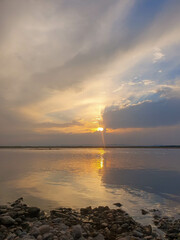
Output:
[100,156,104,169]
[9,148,107,208]
[96,148,104,169]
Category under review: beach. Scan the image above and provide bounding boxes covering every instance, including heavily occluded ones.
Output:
[0,198,180,240]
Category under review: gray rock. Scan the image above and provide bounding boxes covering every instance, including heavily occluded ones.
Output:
[101,222,108,228]
[33,220,42,227]
[30,226,40,237]
[59,223,69,231]
[7,233,16,240]
[80,206,92,215]
[0,205,7,209]
[78,237,86,240]
[93,233,105,240]
[38,225,50,234]
[37,235,43,240]
[0,215,16,226]
[121,223,129,229]
[116,237,130,240]
[53,237,58,240]
[0,209,7,214]
[141,209,149,215]
[15,217,23,224]
[113,203,122,207]
[52,217,61,223]
[28,207,40,217]
[43,232,53,240]
[21,236,36,240]
[133,230,144,238]
[72,224,82,239]
[144,236,153,239]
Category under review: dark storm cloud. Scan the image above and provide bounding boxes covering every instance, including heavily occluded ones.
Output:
[103,98,180,129]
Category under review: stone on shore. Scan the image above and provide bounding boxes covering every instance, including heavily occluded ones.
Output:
[28,207,40,217]
[0,215,16,226]
[113,203,122,207]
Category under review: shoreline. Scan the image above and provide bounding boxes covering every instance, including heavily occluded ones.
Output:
[0,198,179,240]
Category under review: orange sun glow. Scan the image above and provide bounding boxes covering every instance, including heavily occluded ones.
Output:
[97,127,104,132]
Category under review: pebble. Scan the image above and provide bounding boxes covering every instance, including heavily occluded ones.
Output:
[72,224,82,239]
[28,207,40,217]
[38,224,50,234]
[93,233,105,240]
[141,209,149,215]
[113,203,122,207]
[0,215,16,226]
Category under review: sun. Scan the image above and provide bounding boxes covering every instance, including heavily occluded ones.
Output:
[97,127,104,132]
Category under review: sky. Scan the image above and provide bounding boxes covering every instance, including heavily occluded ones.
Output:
[0,0,180,146]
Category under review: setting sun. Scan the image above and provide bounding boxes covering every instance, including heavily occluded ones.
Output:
[97,127,104,132]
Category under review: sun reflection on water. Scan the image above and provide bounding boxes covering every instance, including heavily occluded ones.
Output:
[96,148,104,169]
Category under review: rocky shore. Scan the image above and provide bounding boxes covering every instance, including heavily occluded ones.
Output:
[0,198,179,240]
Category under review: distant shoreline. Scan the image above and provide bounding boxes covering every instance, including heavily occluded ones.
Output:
[0,145,180,149]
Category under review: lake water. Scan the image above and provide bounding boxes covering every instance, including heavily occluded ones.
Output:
[0,148,180,223]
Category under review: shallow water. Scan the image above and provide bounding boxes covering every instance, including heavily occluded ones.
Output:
[0,148,180,223]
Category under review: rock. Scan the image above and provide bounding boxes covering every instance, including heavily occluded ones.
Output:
[80,206,92,215]
[104,227,110,236]
[0,209,7,214]
[52,217,61,223]
[116,237,130,240]
[21,236,35,240]
[37,235,43,240]
[144,225,152,235]
[144,236,153,239]
[153,210,161,219]
[93,233,105,240]
[101,222,108,228]
[0,215,16,226]
[43,232,53,240]
[0,205,8,209]
[121,223,129,229]
[97,206,109,212]
[113,203,122,207]
[21,222,31,229]
[38,225,50,234]
[59,223,69,231]
[133,230,144,238]
[6,233,16,240]
[72,224,82,239]
[111,223,118,231]
[30,226,40,237]
[141,209,149,215]
[11,197,23,206]
[28,207,40,217]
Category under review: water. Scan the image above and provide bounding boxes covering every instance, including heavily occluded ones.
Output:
[0,148,180,223]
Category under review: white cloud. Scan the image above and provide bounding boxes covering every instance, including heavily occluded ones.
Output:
[153,47,165,63]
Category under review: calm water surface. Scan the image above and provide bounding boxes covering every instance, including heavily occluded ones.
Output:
[0,148,180,223]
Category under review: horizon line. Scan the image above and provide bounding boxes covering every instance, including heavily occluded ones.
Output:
[0,145,180,149]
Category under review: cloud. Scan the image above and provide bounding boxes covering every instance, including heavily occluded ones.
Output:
[0,0,180,145]
[153,47,165,63]
[37,120,82,128]
[103,97,180,129]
